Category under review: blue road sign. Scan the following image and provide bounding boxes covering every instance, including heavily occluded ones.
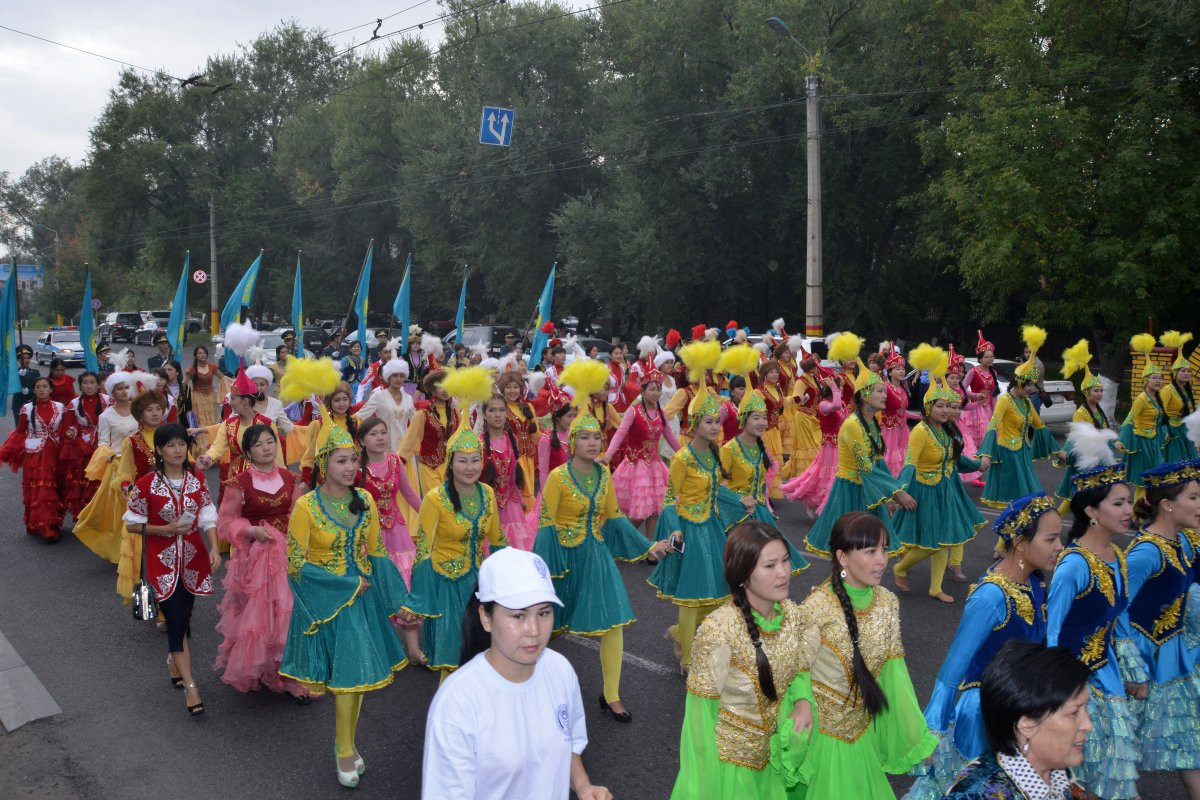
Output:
[479,106,514,147]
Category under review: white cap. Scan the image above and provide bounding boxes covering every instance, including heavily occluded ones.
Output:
[381,358,409,380]
[246,364,273,386]
[475,549,562,609]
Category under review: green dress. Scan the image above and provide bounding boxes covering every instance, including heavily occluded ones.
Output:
[977,393,1058,508]
[892,422,985,552]
[672,600,807,799]
[770,583,937,799]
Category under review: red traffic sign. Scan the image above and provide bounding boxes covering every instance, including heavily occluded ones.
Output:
[193,270,208,284]
[91,299,102,309]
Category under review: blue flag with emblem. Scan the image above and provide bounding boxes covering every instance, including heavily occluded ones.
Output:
[165,252,189,359]
[220,250,263,373]
[350,242,373,354]
[392,253,411,355]
[527,263,556,369]
[454,271,468,346]
[291,252,304,358]
[80,269,99,373]
[0,257,20,413]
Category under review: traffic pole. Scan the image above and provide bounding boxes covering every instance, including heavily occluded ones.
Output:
[209,196,219,336]
[805,74,823,338]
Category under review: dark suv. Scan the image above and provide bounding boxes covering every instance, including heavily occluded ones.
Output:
[100,312,143,343]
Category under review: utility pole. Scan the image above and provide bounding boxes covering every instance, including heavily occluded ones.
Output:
[53,231,62,326]
[804,74,823,338]
[208,196,219,336]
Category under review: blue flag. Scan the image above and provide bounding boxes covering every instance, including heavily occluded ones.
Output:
[80,270,99,373]
[291,253,304,358]
[0,258,19,413]
[166,252,189,358]
[454,271,468,346]
[392,253,411,355]
[352,242,373,353]
[527,263,557,369]
[220,250,263,373]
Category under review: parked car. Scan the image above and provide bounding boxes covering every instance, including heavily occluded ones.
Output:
[33,327,86,366]
[133,311,172,345]
[909,358,1075,428]
[186,313,206,334]
[442,324,519,358]
[301,326,329,354]
[99,311,142,343]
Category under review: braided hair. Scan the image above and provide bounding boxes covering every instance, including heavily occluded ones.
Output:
[828,512,890,717]
[855,393,886,459]
[724,521,790,702]
[549,404,573,452]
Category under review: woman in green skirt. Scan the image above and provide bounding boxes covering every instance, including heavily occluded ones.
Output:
[891,346,987,603]
[1119,333,1168,497]
[802,333,914,557]
[976,325,1064,508]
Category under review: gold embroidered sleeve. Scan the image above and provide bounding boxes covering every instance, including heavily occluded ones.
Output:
[686,621,732,699]
[538,471,563,529]
[414,491,440,563]
[362,493,388,559]
[483,486,507,547]
[287,500,312,579]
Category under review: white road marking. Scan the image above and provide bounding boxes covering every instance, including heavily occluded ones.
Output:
[561,633,678,677]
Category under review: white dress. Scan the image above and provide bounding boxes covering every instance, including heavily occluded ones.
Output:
[98,407,139,450]
[356,386,416,452]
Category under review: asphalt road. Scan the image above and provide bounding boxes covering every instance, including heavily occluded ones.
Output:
[0,341,1187,799]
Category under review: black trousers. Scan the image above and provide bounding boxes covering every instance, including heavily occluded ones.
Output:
[158,589,195,653]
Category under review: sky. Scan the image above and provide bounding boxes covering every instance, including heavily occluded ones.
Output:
[0,0,590,178]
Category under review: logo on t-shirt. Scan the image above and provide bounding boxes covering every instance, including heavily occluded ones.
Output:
[555,703,570,737]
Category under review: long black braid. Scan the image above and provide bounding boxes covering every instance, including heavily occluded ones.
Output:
[731,591,778,702]
[829,564,889,716]
[856,396,886,458]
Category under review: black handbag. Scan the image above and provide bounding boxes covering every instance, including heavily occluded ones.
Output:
[131,529,158,622]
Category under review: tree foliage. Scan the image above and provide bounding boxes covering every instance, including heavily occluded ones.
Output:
[0,0,1195,356]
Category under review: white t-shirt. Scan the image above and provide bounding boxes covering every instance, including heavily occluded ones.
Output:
[422,649,587,800]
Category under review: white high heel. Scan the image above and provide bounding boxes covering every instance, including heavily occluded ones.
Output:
[334,743,360,788]
[354,749,365,775]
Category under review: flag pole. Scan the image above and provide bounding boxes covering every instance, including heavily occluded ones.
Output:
[343,239,373,334]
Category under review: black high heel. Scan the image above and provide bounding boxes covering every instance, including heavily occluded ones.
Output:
[167,655,183,688]
[598,693,632,724]
[183,683,205,716]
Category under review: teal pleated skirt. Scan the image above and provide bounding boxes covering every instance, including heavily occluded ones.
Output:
[805,478,899,557]
[648,513,729,607]
[892,478,985,551]
[405,561,477,671]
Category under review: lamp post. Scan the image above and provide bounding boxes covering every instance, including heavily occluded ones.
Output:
[32,222,62,325]
[766,17,823,338]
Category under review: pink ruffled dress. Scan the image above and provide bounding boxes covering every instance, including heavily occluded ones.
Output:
[780,393,844,513]
[483,433,535,550]
[214,466,307,696]
[361,453,423,585]
[960,366,997,447]
[606,402,681,520]
[880,382,918,476]
[527,429,571,529]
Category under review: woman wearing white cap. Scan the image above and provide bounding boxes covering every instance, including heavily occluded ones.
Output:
[422,548,612,800]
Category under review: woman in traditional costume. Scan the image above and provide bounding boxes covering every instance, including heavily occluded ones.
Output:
[0,375,66,540]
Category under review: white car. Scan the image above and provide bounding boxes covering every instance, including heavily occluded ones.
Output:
[33,328,86,366]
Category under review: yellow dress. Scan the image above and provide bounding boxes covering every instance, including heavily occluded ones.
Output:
[114,428,158,601]
[782,375,822,480]
[73,444,124,564]
[396,404,457,533]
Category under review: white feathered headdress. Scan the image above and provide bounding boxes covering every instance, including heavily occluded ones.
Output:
[223,322,260,357]
[1066,422,1118,470]
[636,335,659,356]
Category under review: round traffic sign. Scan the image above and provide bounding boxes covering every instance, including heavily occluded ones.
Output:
[193,270,208,284]
[91,299,102,309]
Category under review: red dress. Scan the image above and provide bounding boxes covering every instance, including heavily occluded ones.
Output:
[880,382,916,476]
[0,400,66,540]
[124,470,215,601]
[61,394,109,515]
[528,429,572,529]
[214,467,305,695]
[360,453,422,584]
[606,403,680,520]
[961,366,997,445]
[215,412,275,501]
[483,433,534,549]
[50,375,77,405]
[506,401,539,507]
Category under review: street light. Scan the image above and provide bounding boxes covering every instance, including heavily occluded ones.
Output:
[32,222,62,326]
[765,17,823,339]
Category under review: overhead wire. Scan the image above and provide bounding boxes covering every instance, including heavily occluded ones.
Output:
[0,23,183,81]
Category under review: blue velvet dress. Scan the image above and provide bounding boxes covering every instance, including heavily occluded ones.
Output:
[903,572,1046,800]
[1114,528,1200,772]
[1046,543,1140,799]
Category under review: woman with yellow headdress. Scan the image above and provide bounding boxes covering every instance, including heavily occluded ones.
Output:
[718,384,810,573]
[1158,330,1197,462]
[278,358,411,788]
[975,326,1066,508]
[800,333,915,557]
[402,368,506,681]
[649,384,744,673]
[1119,333,1168,491]
[1054,339,1122,509]
[533,405,671,724]
[890,346,988,603]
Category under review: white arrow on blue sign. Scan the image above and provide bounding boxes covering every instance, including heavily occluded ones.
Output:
[479,106,514,147]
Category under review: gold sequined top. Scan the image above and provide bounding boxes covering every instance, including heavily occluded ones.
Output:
[687,600,806,770]
[666,444,722,523]
[287,489,385,579]
[413,483,506,579]
[984,393,1046,452]
[798,583,904,744]
[1122,391,1163,439]
[719,438,768,505]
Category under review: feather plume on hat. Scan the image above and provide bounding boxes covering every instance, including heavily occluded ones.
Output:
[678,339,721,383]
[557,359,610,406]
[107,348,130,369]
[223,322,260,357]
[717,344,761,377]
[441,366,495,407]
[636,335,658,356]
[1067,422,1118,470]
[827,332,864,364]
[279,357,341,403]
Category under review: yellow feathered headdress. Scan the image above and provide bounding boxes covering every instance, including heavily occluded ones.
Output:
[440,366,495,454]
[910,344,955,407]
[827,331,879,396]
[1013,325,1046,385]
[717,344,760,378]
[1160,330,1194,373]
[278,357,353,472]
[1061,339,1100,392]
[678,339,721,384]
[1130,332,1161,379]
[557,359,611,407]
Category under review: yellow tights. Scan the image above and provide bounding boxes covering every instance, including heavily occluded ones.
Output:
[894,547,950,597]
[948,544,963,568]
[672,603,720,666]
[335,692,365,758]
[599,629,624,703]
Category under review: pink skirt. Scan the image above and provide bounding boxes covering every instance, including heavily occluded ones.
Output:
[214,527,307,696]
[381,518,416,588]
[611,457,670,521]
[881,425,909,477]
[781,443,838,513]
[500,497,535,551]
[959,426,981,483]
[960,400,993,447]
